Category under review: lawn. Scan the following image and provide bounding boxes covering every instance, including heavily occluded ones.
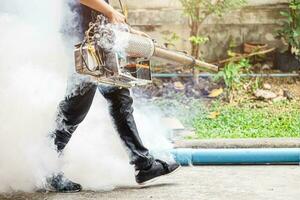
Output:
[193,101,300,139]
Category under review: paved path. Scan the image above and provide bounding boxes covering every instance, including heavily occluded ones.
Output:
[1,166,300,200]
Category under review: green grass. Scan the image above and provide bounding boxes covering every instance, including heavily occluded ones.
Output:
[193,101,300,139]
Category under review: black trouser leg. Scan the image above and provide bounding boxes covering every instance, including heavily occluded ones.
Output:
[52,82,153,169]
[53,83,97,152]
[99,85,153,170]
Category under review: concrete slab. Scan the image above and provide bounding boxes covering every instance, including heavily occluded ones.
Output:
[1,166,300,200]
[175,138,300,149]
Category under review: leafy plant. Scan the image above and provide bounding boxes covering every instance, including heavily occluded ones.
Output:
[277,0,300,58]
[162,32,180,48]
[179,0,247,58]
[251,77,263,92]
[189,35,209,46]
[214,58,251,91]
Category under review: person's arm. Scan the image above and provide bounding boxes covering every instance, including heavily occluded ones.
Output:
[80,0,125,24]
[80,0,150,38]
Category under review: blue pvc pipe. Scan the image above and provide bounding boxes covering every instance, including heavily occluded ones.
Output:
[171,148,300,165]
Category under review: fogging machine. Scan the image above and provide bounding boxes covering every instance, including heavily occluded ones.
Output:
[74,15,218,88]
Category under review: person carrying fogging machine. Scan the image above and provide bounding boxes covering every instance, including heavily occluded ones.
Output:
[46,0,180,193]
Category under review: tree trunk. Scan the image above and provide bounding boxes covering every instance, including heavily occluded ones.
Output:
[188,6,203,84]
[190,20,200,84]
[190,21,200,59]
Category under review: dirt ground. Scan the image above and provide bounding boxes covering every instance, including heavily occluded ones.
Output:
[1,166,300,200]
[264,78,300,99]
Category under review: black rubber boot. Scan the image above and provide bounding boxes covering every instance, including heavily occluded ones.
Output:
[45,173,82,193]
[135,159,181,185]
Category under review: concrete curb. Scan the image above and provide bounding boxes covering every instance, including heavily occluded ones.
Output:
[174,138,300,149]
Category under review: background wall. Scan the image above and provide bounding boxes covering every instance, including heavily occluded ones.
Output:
[111,0,289,61]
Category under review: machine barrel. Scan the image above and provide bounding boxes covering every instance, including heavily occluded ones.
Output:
[153,47,218,73]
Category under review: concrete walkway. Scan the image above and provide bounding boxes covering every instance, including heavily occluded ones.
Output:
[1,166,300,200]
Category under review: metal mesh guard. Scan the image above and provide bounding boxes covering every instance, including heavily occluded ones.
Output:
[124,33,155,59]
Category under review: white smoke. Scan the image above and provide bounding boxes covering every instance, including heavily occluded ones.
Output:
[0,0,68,192]
[0,0,173,193]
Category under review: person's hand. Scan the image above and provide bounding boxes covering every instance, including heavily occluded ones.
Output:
[130,28,151,38]
[107,10,126,24]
